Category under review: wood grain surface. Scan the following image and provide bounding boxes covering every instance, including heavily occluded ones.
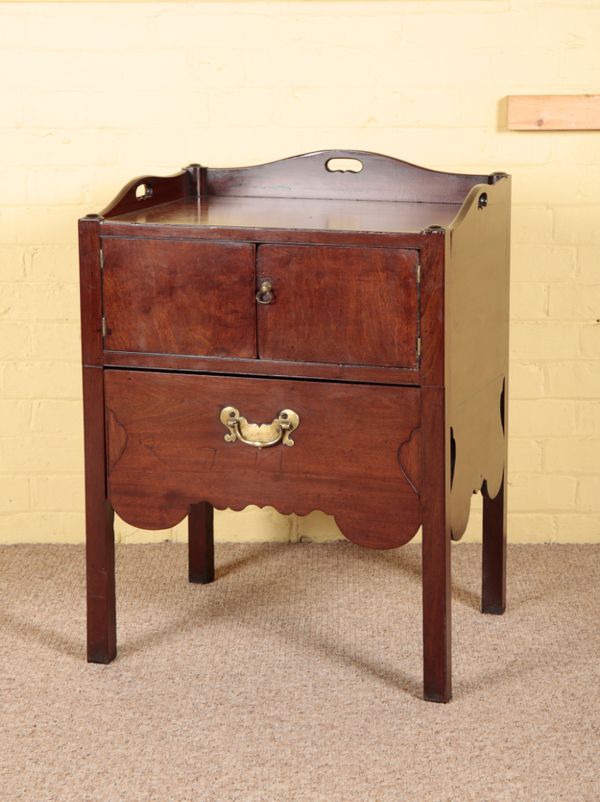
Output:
[106,194,462,235]
[105,370,423,550]
[80,151,511,700]
[205,150,487,204]
[507,94,600,130]
[257,244,419,368]
[82,365,116,663]
[102,349,420,387]
[102,238,256,358]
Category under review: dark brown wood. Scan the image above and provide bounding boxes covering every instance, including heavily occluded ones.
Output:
[418,231,446,388]
[105,370,422,550]
[102,239,256,358]
[421,386,451,703]
[80,216,117,662]
[257,245,419,368]
[78,150,510,699]
[102,222,428,249]
[188,502,215,584]
[105,194,462,236]
[82,365,116,663]
[482,472,507,614]
[78,217,104,366]
[102,350,420,387]
[206,150,487,204]
[482,372,508,614]
[101,168,193,219]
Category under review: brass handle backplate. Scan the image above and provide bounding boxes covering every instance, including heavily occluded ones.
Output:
[256,278,274,305]
[220,406,299,449]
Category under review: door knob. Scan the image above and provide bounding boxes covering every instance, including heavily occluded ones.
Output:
[256,278,274,305]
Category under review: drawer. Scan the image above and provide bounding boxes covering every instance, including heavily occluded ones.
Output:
[257,244,419,368]
[102,238,256,358]
[105,370,423,549]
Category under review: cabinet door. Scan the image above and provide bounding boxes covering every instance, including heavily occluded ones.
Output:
[102,238,256,358]
[257,244,419,368]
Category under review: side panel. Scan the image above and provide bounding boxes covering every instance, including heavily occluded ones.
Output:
[445,178,511,539]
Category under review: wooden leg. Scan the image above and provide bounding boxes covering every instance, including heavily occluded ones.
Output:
[482,472,507,614]
[86,500,117,663]
[422,517,452,703]
[83,365,117,663]
[188,502,215,584]
[421,387,452,703]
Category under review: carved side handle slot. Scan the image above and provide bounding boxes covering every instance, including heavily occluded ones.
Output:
[135,182,153,200]
[325,157,364,173]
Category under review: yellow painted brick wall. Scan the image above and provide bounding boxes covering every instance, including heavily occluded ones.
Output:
[1,0,599,544]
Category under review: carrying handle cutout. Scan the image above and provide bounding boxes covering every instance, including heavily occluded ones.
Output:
[325,158,364,174]
[135,182,153,201]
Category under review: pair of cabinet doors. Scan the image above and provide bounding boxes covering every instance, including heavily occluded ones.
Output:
[101,238,420,370]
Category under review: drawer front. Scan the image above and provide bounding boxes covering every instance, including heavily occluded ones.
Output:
[105,370,423,549]
[102,238,256,358]
[257,244,419,368]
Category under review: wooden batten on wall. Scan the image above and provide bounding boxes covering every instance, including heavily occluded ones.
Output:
[507,94,600,130]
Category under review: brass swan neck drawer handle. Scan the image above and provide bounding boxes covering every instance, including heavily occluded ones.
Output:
[220,406,300,449]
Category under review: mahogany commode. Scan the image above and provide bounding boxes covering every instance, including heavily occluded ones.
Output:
[78,151,511,702]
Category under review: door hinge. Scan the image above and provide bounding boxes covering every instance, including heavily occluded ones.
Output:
[416,336,421,359]
[101,316,108,337]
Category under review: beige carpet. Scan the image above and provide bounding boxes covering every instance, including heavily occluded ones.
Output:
[1,542,599,802]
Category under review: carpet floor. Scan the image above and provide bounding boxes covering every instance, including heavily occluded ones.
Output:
[0,542,599,802]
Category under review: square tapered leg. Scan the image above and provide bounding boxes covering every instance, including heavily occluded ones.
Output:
[83,365,117,664]
[188,502,215,584]
[482,473,507,614]
[421,386,452,703]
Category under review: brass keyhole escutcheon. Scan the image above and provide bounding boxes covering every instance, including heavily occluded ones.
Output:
[256,278,274,305]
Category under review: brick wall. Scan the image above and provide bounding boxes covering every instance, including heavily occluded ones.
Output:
[0,0,598,544]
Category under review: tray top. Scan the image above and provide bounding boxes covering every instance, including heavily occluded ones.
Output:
[106,194,462,235]
[93,151,499,235]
